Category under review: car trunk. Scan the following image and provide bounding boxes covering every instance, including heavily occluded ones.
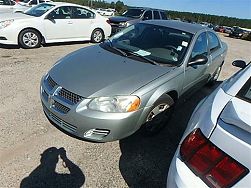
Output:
[209,97,251,186]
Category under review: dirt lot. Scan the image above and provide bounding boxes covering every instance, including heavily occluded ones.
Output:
[0,34,250,188]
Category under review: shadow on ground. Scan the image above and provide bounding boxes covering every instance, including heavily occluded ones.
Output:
[20,147,85,188]
[119,82,222,187]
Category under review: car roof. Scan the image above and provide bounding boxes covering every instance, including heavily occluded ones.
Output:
[143,20,207,34]
[45,2,86,7]
[128,6,165,12]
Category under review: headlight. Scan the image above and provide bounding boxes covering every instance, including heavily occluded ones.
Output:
[88,96,140,113]
[0,19,14,29]
[119,22,129,27]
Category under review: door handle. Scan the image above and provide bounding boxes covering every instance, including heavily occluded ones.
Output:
[67,21,73,24]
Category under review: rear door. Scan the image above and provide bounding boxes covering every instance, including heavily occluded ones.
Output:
[207,31,224,75]
[71,6,95,39]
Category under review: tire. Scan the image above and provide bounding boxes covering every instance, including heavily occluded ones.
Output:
[142,96,175,135]
[91,29,105,43]
[18,29,41,49]
[207,65,222,86]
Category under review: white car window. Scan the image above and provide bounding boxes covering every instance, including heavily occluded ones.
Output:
[72,7,95,19]
[49,6,73,19]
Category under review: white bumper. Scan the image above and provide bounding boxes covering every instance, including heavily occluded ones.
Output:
[0,26,19,45]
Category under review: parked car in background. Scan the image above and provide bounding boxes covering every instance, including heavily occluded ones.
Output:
[224,26,233,34]
[0,0,15,13]
[96,8,114,16]
[13,0,52,13]
[109,7,168,34]
[229,27,247,38]
[0,2,111,48]
[40,20,227,142]
[167,60,251,188]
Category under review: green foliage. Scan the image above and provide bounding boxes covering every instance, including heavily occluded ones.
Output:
[54,0,251,28]
[168,11,251,29]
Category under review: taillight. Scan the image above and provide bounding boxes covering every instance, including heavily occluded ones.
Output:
[180,129,249,188]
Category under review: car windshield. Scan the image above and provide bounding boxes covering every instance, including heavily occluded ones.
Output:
[24,3,54,17]
[104,23,193,66]
[122,9,144,18]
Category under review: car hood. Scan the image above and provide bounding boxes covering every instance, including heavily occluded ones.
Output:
[220,97,251,134]
[49,45,173,98]
[109,16,133,23]
[0,12,32,21]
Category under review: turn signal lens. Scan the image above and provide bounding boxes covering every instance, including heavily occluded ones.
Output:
[180,129,249,188]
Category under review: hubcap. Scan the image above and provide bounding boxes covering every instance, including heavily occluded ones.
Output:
[146,103,169,122]
[23,32,38,47]
[213,66,221,81]
[93,30,103,42]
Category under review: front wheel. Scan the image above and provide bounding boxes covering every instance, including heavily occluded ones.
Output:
[143,100,174,135]
[91,29,105,43]
[18,29,41,49]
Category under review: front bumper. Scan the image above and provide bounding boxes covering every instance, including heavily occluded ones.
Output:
[40,76,147,142]
[0,26,18,45]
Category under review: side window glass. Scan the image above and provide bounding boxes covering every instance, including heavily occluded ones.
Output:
[191,32,208,59]
[143,10,152,20]
[72,7,94,19]
[49,6,72,19]
[1,0,11,5]
[160,11,167,20]
[153,11,160,19]
[31,0,37,5]
[208,32,220,53]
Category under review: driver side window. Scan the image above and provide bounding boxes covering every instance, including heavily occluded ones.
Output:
[191,32,208,59]
[49,6,72,19]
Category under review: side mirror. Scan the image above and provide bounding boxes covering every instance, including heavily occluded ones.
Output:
[45,14,54,21]
[188,54,208,66]
[232,60,246,69]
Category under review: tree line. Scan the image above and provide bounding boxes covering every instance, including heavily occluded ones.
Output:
[55,0,251,29]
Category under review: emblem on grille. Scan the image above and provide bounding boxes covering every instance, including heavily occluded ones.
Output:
[48,86,62,108]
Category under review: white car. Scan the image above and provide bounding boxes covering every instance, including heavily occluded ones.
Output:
[0,0,15,13]
[96,8,114,16]
[13,0,52,13]
[167,60,251,188]
[0,2,111,48]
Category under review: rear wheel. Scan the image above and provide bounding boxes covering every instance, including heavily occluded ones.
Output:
[207,65,222,86]
[143,97,175,135]
[18,29,41,49]
[91,29,104,43]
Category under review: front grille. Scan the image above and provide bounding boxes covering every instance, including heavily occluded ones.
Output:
[54,101,70,114]
[58,88,84,105]
[43,104,77,133]
[47,75,57,89]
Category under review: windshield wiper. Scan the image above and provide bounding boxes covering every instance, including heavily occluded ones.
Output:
[126,51,159,65]
[106,39,127,57]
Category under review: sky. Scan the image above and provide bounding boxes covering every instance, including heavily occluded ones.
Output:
[106,0,251,19]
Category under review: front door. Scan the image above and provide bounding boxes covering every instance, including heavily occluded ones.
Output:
[183,32,210,92]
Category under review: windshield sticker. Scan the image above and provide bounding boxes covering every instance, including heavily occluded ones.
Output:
[177,46,183,51]
[182,41,188,47]
[134,50,151,56]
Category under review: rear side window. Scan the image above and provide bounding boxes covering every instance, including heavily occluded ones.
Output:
[236,77,251,103]
[153,11,160,19]
[160,11,167,20]
[72,7,95,19]
[143,10,152,20]
[208,32,220,53]
[191,32,208,59]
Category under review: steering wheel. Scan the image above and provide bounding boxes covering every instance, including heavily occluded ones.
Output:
[165,45,178,53]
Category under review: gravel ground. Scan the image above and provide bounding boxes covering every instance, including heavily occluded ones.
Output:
[0,34,250,188]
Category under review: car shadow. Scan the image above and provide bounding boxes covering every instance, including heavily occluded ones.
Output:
[43,41,92,47]
[0,44,20,49]
[20,147,85,188]
[119,82,222,187]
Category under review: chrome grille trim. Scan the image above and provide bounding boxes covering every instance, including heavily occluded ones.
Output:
[47,75,57,89]
[43,104,77,133]
[58,88,84,105]
[54,101,70,114]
